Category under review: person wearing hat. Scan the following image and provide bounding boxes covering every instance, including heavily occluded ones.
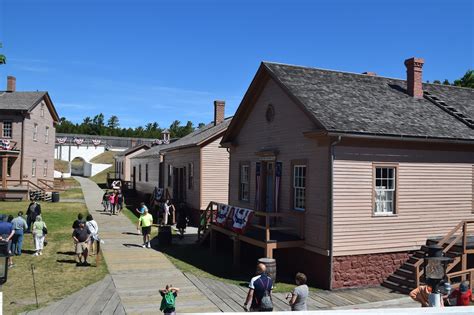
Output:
[448,281,473,306]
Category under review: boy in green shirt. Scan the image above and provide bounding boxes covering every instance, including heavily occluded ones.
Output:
[137,208,153,248]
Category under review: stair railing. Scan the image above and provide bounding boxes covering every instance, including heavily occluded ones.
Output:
[415,219,474,287]
[197,201,218,241]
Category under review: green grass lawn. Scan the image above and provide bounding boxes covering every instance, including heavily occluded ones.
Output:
[0,201,108,314]
[59,187,84,200]
[54,159,69,173]
[90,151,117,164]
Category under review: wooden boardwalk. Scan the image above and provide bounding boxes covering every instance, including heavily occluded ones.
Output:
[75,177,220,314]
[184,273,418,312]
[22,275,125,315]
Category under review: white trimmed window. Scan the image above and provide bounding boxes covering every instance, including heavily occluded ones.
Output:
[293,165,306,211]
[240,164,250,201]
[188,163,194,189]
[374,166,396,215]
[32,159,36,177]
[3,121,12,138]
[43,160,48,177]
[33,123,38,141]
[41,104,45,117]
[45,126,49,143]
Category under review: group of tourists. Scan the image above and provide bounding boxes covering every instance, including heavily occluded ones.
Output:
[0,200,49,268]
[72,213,101,266]
[102,189,124,215]
[410,280,474,307]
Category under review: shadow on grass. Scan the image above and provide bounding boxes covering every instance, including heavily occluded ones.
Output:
[57,259,77,264]
[123,243,144,248]
[57,251,75,256]
[122,232,140,236]
[21,250,36,255]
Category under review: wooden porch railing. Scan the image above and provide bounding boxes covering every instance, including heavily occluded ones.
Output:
[197,202,305,243]
[38,179,56,191]
[414,219,474,287]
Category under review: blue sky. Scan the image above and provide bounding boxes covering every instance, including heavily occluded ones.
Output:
[0,0,472,128]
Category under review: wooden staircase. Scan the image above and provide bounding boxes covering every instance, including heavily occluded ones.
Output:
[197,201,218,244]
[383,219,474,294]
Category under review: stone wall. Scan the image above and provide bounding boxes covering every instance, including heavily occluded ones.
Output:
[332,251,411,289]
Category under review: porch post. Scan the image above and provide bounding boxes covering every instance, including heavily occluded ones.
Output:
[264,244,273,259]
[1,157,7,189]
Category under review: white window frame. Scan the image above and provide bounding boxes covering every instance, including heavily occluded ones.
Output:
[293,165,306,211]
[373,166,397,215]
[33,123,38,141]
[45,126,49,144]
[2,121,12,138]
[32,159,36,177]
[240,164,250,201]
[43,160,48,177]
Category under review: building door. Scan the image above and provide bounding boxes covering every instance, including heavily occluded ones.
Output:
[132,166,136,190]
[173,167,187,202]
[265,162,274,212]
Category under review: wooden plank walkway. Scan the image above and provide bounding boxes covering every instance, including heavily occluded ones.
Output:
[184,274,418,311]
[75,176,220,314]
[22,275,125,315]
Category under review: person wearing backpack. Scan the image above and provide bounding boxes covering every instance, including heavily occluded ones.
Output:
[244,263,273,312]
[159,284,180,315]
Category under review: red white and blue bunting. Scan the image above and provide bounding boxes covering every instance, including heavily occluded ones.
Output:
[56,136,68,144]
[73,138,84,145]
[1,139,11,150]
[91,139,101,146]
[216,203,253,234]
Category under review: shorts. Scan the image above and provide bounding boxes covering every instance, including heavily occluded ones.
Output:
[75,242,89,254]
[141,226,151,235]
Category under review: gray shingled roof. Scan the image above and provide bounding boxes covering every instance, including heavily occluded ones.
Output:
[132,143,171,159]
[264,62,474,141]
[161,118,232,152]
[115,144,150,157]
[0,91,47,111]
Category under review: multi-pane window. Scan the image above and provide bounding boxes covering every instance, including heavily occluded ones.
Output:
[138,164,142,181]
[3,121,12,138]
[41,104,45,117]
[45,127,49,143]
[240,164,250,201]
[293,165,306,211]
[188,163,194,189]
[32,159,36,177]
[33,123,38,141]
[43,160,48,177]
[168,164,173,187]
[145,163,149,182]
[374,166,396,215]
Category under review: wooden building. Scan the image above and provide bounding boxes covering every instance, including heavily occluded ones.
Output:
[216,58,474,290]
[162,101,231,223]
[0,76,59,200]
[114,144,149,188]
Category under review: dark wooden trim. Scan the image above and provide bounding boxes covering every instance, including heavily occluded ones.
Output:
[290,159,308,212]
[238,161,251,203]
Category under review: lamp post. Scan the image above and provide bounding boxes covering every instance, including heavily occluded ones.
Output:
[0,240,10,311]
[424,244,452,307]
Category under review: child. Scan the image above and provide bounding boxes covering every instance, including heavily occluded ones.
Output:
[160,284,179,315]
[102,191,109,212]
[409,283,435,307]
[448,281,473,306]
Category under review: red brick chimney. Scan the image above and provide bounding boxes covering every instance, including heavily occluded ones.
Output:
[404,57,424,98]
[214,100,225,126]
[6,76,16,92]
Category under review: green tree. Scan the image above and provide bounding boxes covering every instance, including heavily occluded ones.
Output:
[0,42,5,65]
[107,115,120,129]
[443,79,451,85]
[453,70,474,88]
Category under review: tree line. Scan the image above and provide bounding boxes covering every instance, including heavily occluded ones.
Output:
[429,69,474,88]
[57,114,206,139]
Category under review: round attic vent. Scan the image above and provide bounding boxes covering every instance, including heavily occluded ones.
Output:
[266,104,275,123]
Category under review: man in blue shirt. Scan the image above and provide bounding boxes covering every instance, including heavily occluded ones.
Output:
[11,211,28,255]
[0,215,15,268]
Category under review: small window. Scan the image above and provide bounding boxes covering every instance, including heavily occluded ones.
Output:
[293,165,306,211]
[45,127,49,144]
[145,163,149,182]
[374,166,397,215]
[33,123,38,141]
[188,163,194,189]
[239,164,250,201]
[168,164,173,187]
[43,160,48,177]
[2,121,12,138]
[138,164,142,182]
[41,104,45,117]
[32,159,36,177]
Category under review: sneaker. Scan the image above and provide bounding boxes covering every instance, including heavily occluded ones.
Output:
[33,252,39,256]
[83,262,91,266]
[142,244,146,248]
[39,251,43,256]
[147,243,151,248]
[8,264,14,268]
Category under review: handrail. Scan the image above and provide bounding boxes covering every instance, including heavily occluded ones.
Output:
[38,179,55,191]
[197,201,218,240]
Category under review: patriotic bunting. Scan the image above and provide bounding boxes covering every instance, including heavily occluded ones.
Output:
[74,138,84,145]
[92,139,101,146]
[1,139,11,150]
[56,136,68,144]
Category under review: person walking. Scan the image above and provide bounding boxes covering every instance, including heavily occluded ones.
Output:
[85,214,99,256]
[32,215,47,256]
[72,222,91,266]
[117,190,124,214]
[135,202,148,215]
[102,190,109,212]
[11,211,28,256]
[137,208,153,248]
[176,205,188,239]
[72,213,85,229]
[26,199,41,233]
[160,284,180,315]
[163,200,175,225]
[244,263,273,312]
[287,273,309,311]
[0,215,15,268]
[109,191,116,215]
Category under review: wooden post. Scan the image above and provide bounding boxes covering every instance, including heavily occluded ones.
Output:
[1,157,7,189]
[462,222,468,280]
[233,237,240,271]
[210,227,216,255]
[265,245,273,259]
[265,215,270,242]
